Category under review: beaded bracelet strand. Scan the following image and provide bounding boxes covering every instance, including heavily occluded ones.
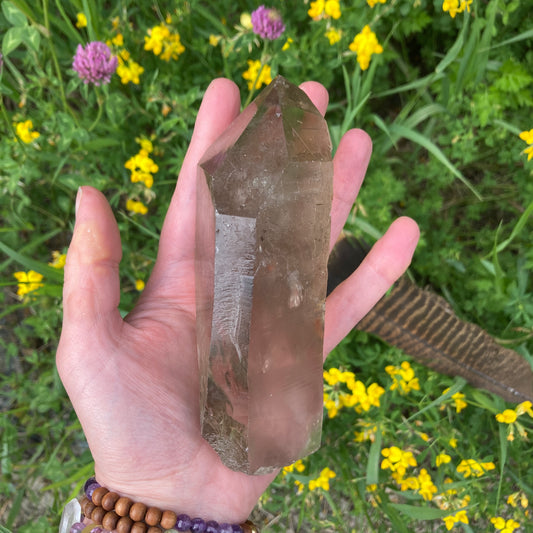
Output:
[68,477,259,533]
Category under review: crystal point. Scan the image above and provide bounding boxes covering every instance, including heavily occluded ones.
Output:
[196,76,333,474]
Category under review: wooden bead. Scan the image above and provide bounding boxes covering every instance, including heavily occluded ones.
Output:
[131,522,147,533]
[91,486,109,506]
[242,520,260,533]
[160,509,177,529]
[115,496,134,517]
[102,510,120,530]
[116,516,134,533]
[80,497,95,517]
[102,490,120,511]
[129,502,147,522]
[147,527,161,533]
[144,506,162,526]
[90,505,106,523]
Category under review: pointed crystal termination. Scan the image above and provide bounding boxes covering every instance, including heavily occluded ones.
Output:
[196,76,333,474]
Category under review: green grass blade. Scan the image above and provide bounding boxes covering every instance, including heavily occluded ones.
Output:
[0,240,64,282]
[389,124,482,199]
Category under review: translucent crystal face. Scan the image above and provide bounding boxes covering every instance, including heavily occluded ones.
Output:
[196,76,333,474]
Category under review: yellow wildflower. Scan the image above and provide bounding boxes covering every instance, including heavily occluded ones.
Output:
[308,0,342,20]
[325,28,342,45]
[145,22,185,61]
[418,468,438,501]
[520,129,533,144]
[75,13,87,28]
[209,34,222,46]
[385,361,420,394]
[282,37,293,50]
[441,388,467,413]
[242,60,272,90]
[240,12,253,30]
[126,199,148,215]
[449,438,458,448]
[516,400,533,417]
[491,517,520,532]
[49,251,66,269]
[116,57,144,85]
[282,459,306,474]
[436,452,452,467]
[381,446,417,477]
[309,467,336,491]
[367,0,387,6]
[443,510,469,530]
[442,0,473,18]
[349,25,383,71]
[507,491,529,508]
[135,279,145,291]
[457,459,495,478]
[354,422,378,442]
[111,33,124,47]
[13,270,44,298]
[496,409,518,424]
[14,120,40,143]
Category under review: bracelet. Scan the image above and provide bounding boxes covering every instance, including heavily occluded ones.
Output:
[67,477,259,533]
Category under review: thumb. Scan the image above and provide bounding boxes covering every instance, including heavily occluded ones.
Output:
[57,187,123,374]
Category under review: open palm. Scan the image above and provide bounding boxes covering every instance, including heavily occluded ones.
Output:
[56,78,419,523]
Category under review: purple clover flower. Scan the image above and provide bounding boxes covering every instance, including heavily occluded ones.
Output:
[251,6,285,40]
[72,41,118,85]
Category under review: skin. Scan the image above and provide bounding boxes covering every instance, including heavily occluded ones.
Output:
[56,78,419,523]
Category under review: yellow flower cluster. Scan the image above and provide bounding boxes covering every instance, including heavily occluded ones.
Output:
[495,400,533,441]
[367,0,387,7]
[381,446,417,477]
[126,199,148,215]
[49,251,66,269]
[519,129,533,161]
[385,361,420,394]
[491,517,520,532]
[135,279,145,291]
[323,367,384,418]
[107,33,144,85]
[507,490,528,509]
[125,138,158,188]
[443,510,469,530]
[13,270,43,299]
[442,0,473,18]
[354,421,378,442]
[441,387,468,413]
[348,25,383,71]
[144,21,185,62]
[456,458,495,478]
[242,60,272,91]
[281,459,306,493]
[324,28,341,45]
[309,467,336,491]
[436,452,452,467]
[308,0,342,20]
[14,120,40,144]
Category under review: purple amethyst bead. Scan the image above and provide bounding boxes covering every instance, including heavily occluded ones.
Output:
[83,477,96,493]
[176,513,192,531]
[231,526,243,533]
[218,524,234,533]
[69,523,85,533]
[84,481,100,500]
[190,517,207,532]
[206,520,220,533]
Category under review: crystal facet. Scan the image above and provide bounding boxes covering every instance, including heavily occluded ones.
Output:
[196,76,333,474]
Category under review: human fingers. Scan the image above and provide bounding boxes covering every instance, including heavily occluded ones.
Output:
[57,186,123,377]
[323,216,420,355]
[133,79,241,320]
[329,128,372,250]
[299,80,329,115]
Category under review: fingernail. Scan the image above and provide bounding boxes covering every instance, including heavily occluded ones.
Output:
[75,187,83,218]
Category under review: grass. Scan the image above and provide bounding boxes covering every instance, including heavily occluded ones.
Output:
[1,0,532,531]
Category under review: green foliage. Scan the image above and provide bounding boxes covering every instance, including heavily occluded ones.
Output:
[1,0,532,531]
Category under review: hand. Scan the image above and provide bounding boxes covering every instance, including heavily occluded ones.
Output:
[56,78,419,523]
